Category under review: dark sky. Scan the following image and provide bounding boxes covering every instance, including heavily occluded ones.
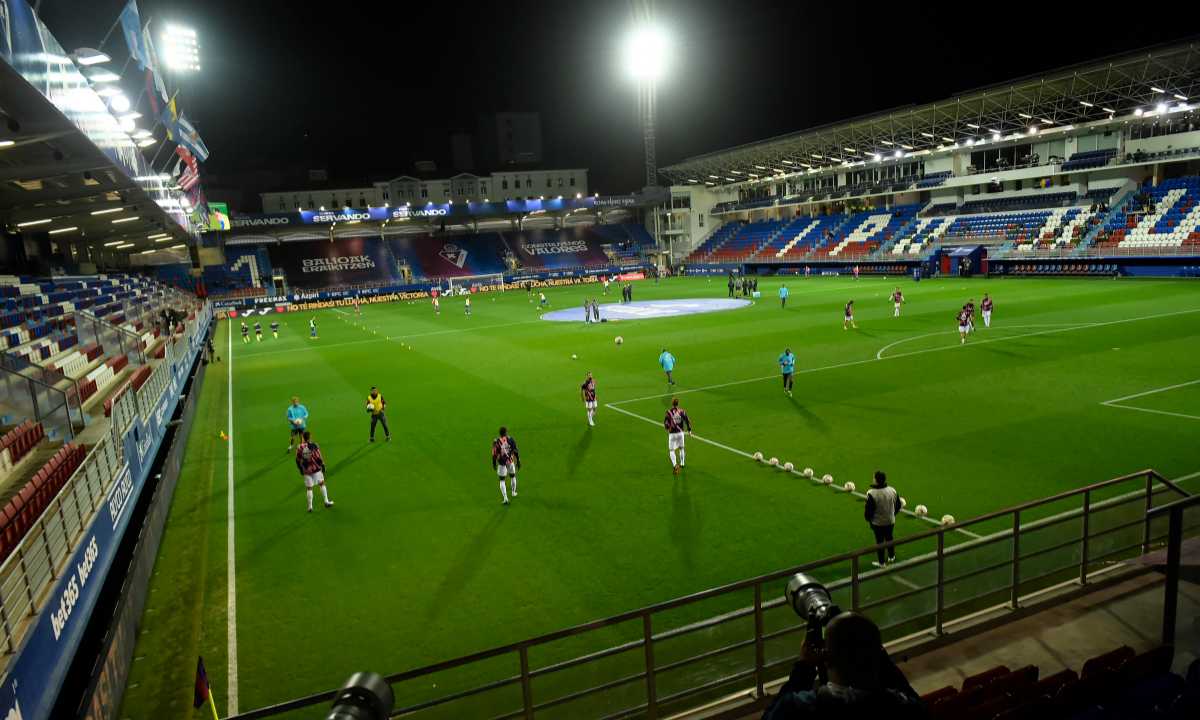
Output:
[40,0,1196,207]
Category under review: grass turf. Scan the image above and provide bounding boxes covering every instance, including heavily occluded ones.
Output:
[120,275,1200,718]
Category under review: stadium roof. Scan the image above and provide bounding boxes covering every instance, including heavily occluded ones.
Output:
[661,39,1200,186]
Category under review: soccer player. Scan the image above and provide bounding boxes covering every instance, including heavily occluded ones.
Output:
[465,295,472,317]
[957,306,970,344]
[240,321,250,344]
[843,300,857,330]
[965,298,976,334]
[295,430,334,513]
[583,298,591,324]
[779,348,796,397]
[354,298,361,316]
[365,386,391,442]
[254,321,263,342]
[891,288,905,317]
[981,293,993,328]
[539,291,548,308]
[581,371,598,426]
[309,317,318,339]
[433,296,440,315]
[491,426,521,504]
[658,347,676,386]
[603,277,610,295]
[663,398,692,475]
[804,265,811,278]
[853,265,860,281]
[779,284,789,309]
[270,320,280,339]
[592,299,601,323]
[286,396,308,450]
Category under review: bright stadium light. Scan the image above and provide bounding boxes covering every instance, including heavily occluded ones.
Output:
[162,24,201,72]
[622,25,669,82]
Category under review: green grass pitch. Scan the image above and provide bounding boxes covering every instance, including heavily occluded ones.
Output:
[119,275,1200,719]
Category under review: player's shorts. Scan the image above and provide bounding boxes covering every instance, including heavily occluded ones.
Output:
[845,314,854,321]
[496,462,517,478]
[782,372,793,382]
[668,432,686,451]
[290,424,305,434]
[303,471,324,488]
[894,302,901,309]
[585,400,597,410]
[958,325,968,333]
[982,311,991,320]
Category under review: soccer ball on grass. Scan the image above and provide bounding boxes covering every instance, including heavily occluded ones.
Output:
[614,336,624,345]
[752,452,764,462]
[843,481,856,493]
[802,467,814,478]
[914,505,928,517]
[821,473,834,485]
[941,514,956,526]
[768,457,779,466]
[782,462,794,472]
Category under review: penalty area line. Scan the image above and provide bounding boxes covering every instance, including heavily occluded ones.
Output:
[603,403,981,540]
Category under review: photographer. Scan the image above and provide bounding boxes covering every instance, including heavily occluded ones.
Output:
[763,612,925,719]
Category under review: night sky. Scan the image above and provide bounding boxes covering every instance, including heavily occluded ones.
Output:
[39,0,1196,207]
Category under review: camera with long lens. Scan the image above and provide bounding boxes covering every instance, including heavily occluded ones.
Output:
[326,672,394,720]
[785,573,841,652]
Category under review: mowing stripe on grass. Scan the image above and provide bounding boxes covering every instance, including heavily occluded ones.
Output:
[241,319,545,360]
[227,323,240,716]
[611,307,1200,406]
[604,402,983,539]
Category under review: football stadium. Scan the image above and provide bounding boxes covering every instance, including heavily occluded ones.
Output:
[2,3,1200,720]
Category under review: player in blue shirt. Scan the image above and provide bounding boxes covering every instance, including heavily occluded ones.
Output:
[658,348,676,386]
[779,284,789,309]
[286,396,309,450]
[779,348,796,396]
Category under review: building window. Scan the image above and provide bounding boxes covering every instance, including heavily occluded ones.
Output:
[546,178,552,188]
[526,177,532,188]
[502,180,508,190]
[558,178,564,187]
[570,177,576,186]
[421,188,428,199]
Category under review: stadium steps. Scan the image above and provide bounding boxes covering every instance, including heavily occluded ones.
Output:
[1077,192,1135,253]
[876,215,920,255]
[0,438,64,506]
[770,218,820,258]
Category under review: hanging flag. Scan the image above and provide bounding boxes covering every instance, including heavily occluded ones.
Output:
[176,114,210,162]
[142,20,169,108]
[159,96,180,140]
[119,1,150,70]
[175,145,199,191]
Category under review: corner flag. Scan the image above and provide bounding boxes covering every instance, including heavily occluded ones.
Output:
[193,656,219,720]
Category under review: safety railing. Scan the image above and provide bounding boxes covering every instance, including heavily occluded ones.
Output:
[228,469,1196,720]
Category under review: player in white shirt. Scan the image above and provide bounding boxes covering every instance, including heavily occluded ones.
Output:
[580,372,597,426]
[891,288,905,317]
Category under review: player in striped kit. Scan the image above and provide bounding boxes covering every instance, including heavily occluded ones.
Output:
[966,298,976,334]
[492,427,521,504]
[843,300,858,330]
[891,288,905,317]
[957,307,970,344]
[580,372,597,426]
[664,398,693,475]
[981,294,993,327]
[295,431,334,513]
[270,320,280,339]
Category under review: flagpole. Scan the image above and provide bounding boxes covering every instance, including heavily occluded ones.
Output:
[207,688,221,720]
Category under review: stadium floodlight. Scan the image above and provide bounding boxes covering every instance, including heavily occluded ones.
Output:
[966,123,980,129]
[109,93,131,113]
[1018,113,1032,119]
[1150,86,1165,93]
[85,69,120,83]
[103,240,124,246]
[1174,93,1188,101]
[621,24,669,82]
[920,132,933,138]
[1156,102,1168,114]
[136,138,156,147]
[893,150,903,158]
[1101,107,1115,114]
[72,47,111,65]
[161,24,201,72]
[0,140,12,149]
[96,85,122,97]
[17,218,52,227]
[1079,100,1094,107]
[112,216,139,224]
[1134,108,1144,116]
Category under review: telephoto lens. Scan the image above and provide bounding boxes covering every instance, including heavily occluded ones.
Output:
[785,572,842,648]
[325,672,395,720]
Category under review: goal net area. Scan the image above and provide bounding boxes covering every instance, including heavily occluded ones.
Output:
[444,273,507,295]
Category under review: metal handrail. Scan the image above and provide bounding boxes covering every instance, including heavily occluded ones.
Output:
[227,468,1194,720]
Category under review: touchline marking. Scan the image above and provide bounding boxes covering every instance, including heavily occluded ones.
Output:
[241,319,543,359]
[226,322,239,715]
[1101,378,1200,405]
[1102,405,1200,421]
[604,402,982,539]
[611,307,1200,406]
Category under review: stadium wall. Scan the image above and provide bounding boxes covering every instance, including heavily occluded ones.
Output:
[1126,129,1200,156]
[0,306,214,720]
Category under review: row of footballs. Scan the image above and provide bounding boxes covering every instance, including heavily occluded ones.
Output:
[750,452,956,526]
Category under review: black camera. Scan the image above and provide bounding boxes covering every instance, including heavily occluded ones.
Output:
[785,573,841,651]
[326,672,394,720]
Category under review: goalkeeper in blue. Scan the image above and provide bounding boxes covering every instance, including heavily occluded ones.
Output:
[286,396,309,450]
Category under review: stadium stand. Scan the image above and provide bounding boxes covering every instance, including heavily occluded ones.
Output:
[917,171,954,188]
[958,191,1077,215]
[1062,148,1117,171]
[685,221,745,262]
[1093,176,1200,253]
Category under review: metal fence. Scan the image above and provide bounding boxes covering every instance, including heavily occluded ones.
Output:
[228,469,1198,720]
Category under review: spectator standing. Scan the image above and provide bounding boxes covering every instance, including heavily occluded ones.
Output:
[864,471,901,567]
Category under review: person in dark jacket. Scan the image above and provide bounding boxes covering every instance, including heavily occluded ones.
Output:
[864,471,902,567]
[762,613,925,720]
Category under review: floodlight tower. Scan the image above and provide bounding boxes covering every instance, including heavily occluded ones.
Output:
[623,25,669,189]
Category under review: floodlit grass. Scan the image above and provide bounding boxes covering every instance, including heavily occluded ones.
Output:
[121,276,1200,718]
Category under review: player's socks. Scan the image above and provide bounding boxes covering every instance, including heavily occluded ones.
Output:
[679,448,686,467]
[306,489,313,512]
[669,450,677,467]
[511,476,518,496]
[499,481,509,503]
[320,484,330,503]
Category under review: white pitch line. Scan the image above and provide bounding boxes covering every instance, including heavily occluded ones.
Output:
[1101,378,1200,405]
[604,402,982,539]
[1102,405,1200,422]
[226,322,239,715]
[240,319,544,359]
[874,322,1094,360]
[611,307,1200,406]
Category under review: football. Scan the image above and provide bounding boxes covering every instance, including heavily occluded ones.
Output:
[293,418,303,426]
[914,505,929,517]
[900,497,908,508]
[767,457,779,466]
[821,473,834,485]
[571,353,578,359]
[782,462,794,472]
[941,514,956,525]
[614,336,624,345]
[843,481,856,493]
[752,451,764,462]
[803,467,814,478]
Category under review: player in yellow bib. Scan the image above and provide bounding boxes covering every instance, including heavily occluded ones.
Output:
[366,386,391,442]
